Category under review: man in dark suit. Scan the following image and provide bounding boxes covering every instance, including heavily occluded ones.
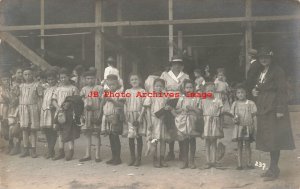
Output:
[245,49,263,100]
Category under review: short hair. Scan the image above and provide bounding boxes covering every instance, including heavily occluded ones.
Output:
[194,68,202,74]
[74,65,84,75]
[153,78,165,88]
[23,67,33,72]
[235,83,247,91]
[106,74,118,81]
[181,79,194,93]
[45,70,57,79]
[83,70,96,77]
[129,73,142,81]
[59,68,71,76]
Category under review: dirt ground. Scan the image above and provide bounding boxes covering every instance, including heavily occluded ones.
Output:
[0,112,299,189]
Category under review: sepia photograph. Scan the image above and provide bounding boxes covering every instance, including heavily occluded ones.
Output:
[0,0,299,188]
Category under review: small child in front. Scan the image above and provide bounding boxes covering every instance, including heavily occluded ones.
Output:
[200,82,223,169]
[79,70,103,163]
[231,84,257,170]
[18,68,43,158]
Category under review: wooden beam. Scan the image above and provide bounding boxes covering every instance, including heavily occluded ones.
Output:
[1,15,300,31]
[245,0,253,79]
[117,1,124,79]
[0,32,51,70]
[178,31,183,57]
[95,0,104,80]
[168,0,173,61]
[40,0,45,50]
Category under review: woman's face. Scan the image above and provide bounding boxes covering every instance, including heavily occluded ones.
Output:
[259,56,272,67]
[85,76,95,86]
[107,80,119,92]
[47,76,56,86]
[171,62,184,73]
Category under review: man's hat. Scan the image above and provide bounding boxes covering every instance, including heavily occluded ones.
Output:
[257,46,274,57]
[106,56,116,63]
[248,49,257,56]
[170,55,183,63]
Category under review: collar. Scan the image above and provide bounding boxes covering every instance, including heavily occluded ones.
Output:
[168,70,184,83]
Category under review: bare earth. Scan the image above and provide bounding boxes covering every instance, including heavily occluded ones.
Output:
[0,112,299,189]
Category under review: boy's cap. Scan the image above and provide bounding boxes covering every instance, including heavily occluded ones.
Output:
[257,46,274,57]
[248,49,257,56]
[106,57,116,63]
[170,55,183,63]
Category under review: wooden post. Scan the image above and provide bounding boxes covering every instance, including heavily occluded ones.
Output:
[40,0,45,50]
[117,1,124,78]
[168,0,173,61]
[81,35,86,61]
[95,0,104,80]
[178,31,183,57]
[245,0,253,79]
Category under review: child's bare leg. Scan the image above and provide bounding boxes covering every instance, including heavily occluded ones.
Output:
[79,132,92,161]
[20,130,30,157]
[189,138,196,169]
[65,140,74,161]
[30,130,38,158]
[211,139,217,166]
[205,139,211,167]
[160,140,168,167]
[237,141,243,169]
[53,131,65,160]
[95,134,101,162]
[153,143,160,168]
[245,141,253,168]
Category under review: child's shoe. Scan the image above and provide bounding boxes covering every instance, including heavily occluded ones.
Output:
[79,156,91,162]
[134,156,141,167]
[65,149,74,161]
[30,148,38,158]
[128,156,135,166]
[160,156,168,167]
[20,147,29,158]
[112,158,122,165]
[10,142,21,156]
[179,161,188,169]
[204,163,212,169]
[189,157,196,169]
[53,149,65,160]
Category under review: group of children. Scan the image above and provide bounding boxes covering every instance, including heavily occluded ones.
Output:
[0,61,257,170]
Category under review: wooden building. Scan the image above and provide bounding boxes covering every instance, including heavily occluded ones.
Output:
[0,0,300,101]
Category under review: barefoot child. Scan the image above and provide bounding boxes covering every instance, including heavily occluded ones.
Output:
[122,74,147,166]
[79,70,103,163]
[40,70,58,159]
[143,78,171,168]
[52,68,79,161]
[174,79,202,169]
[101,74,124,165]
[200,83,223,168]
[18,68,43,158]
[231,84,257,170]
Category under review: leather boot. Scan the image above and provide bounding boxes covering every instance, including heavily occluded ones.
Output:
[30,147,38,158]
[52,149,65,160]
[10,141,21,156]
[65,149,74,161]
[20,147,29,158]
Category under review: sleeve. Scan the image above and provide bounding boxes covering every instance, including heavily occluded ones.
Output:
[80,88,85,97]
[143,96,151,107]
[73,86,80,96]
[176,97,183,109]
[275,68,287,114]
[250,101,257,115]
[197,99,203,110]
[103,67,109,80]
[52,88,58,101]
[230,101,236,115]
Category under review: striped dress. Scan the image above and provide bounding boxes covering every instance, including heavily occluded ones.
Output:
[40,86,57,128]
[52,85,79,108]
[80,85,103,132]
[19,82,41,130]
[123,88,147,138]
[200,98,224,139]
